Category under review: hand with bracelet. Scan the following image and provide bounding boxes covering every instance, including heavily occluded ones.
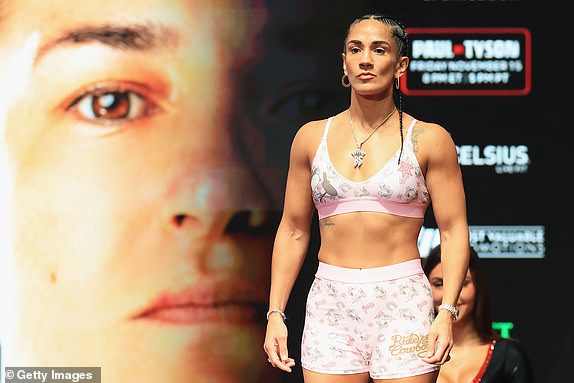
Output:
[263,308,296,372]
[421,251,466,366]
[422,302,458,365]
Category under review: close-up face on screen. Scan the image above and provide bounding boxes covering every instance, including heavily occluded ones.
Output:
[0,0,281,382]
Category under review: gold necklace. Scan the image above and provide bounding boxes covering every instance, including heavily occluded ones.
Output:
[348,106,396,168]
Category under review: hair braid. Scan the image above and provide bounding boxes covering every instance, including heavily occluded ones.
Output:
[397,89,404,165]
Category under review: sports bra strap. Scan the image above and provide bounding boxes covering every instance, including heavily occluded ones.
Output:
[321,117,333,143]
[405,119,418,142]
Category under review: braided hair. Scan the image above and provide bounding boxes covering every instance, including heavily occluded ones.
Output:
[343,14,409,164]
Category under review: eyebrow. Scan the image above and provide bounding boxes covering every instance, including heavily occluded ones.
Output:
[36,23,178,62]
[347,40,391,47]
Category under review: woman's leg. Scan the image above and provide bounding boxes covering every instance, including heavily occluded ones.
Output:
[303,368,372,383]
[373,370,438,383]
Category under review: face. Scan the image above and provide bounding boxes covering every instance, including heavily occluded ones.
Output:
[428,263,477,324]
[0,1,277,382]
[342,19,408,97]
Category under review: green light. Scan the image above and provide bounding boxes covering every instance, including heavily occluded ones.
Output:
[492,321,514,338]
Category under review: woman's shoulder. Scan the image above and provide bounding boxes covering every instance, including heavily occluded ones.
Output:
[495,338,531,358]
[492,338,533,370]
[405,114,457,158]
[409,115,451,141]
[298,110,347,134]
[287,116,335,162]
[296,118,329,136]
[293,113,343,148]
[481,338,535,383]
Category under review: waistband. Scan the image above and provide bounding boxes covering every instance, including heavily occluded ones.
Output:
[315,259,423,284]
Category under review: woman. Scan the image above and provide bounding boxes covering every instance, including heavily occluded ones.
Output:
[263,14,470,382]
[424,246,535,383]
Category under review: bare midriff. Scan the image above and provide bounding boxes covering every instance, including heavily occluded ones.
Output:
[317,211,423,269]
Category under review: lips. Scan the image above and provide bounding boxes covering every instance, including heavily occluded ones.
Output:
[132,284,267,325]
[357,72,375,79]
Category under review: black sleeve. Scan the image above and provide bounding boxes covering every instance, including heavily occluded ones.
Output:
[481,339,535,383]
[503,339,535,383]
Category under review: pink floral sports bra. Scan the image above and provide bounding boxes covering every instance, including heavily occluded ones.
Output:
[311,117,430,220]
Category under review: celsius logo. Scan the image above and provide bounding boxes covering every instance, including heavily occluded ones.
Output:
[456,145,529,174]
[412,39,521,59]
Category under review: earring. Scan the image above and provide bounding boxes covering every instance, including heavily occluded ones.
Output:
[395,76,400,90]
[341,74,351,88]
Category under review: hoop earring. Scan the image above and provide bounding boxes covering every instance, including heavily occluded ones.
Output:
[395,76,400,90]
[341,74,351,88]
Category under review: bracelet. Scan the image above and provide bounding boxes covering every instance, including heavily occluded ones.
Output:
[266,309,287,321]
[438,303,459,321]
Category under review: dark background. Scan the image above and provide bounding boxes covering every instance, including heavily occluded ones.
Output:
[251,1,572,382]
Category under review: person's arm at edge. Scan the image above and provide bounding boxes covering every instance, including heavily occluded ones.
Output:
[507,339,535,383]
[263,122,316,372]
[421,123,470,364]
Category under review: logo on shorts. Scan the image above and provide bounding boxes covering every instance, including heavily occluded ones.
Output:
[388,333,429,358]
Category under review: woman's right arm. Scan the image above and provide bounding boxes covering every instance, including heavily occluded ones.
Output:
[263,123,316,372]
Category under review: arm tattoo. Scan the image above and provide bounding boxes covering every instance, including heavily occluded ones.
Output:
[411,127,424,153]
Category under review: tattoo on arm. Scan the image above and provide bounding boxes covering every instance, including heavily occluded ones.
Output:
[411,126,424,153]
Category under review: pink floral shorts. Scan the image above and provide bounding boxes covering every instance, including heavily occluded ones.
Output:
[301,259,439,379]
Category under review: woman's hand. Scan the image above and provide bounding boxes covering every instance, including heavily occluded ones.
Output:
[422,310,454,365]
[263,316,296,372]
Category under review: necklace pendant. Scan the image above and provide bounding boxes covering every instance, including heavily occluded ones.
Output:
[351,148,366,168]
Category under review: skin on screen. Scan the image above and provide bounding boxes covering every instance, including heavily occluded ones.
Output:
[0,1,279,382]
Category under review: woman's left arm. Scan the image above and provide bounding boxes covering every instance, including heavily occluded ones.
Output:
[420,122,470,364]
